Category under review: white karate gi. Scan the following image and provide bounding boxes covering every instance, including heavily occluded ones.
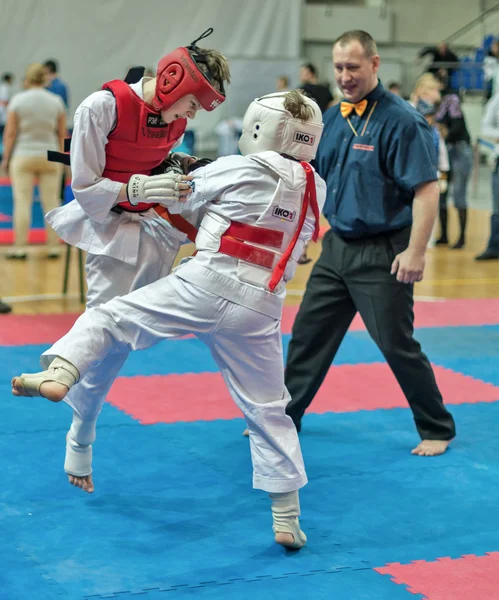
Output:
[42,152,326,492]
[44,79,193,465]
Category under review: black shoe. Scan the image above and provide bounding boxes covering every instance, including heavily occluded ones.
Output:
[435,237,448,245]
[451,239,465,249]
[297,255,312,265]
[5,252,27,260]
[0,300,12,314]
[475,249,499,261]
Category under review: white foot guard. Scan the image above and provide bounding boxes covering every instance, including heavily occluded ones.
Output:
[270,491,307,549]
[13,357,79,398]
[64,414,96,477]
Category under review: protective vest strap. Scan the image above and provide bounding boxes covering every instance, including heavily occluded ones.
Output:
[224,221,283,248]
[268,162,320,291]
[215,161,320,291]
[47,137,72,166]
[154,206,198,243]
[219,236,275,269]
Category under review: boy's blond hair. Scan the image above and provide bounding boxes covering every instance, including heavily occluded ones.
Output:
[284,89,317,121]
[196,48,231,92]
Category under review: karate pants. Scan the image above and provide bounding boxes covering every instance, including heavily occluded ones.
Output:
[45,219,182,473]
[43,273,307,493]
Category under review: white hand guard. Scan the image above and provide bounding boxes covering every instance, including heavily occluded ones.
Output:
[126,172,185,206]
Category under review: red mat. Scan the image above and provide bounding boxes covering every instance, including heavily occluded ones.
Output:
[107,363,499,424]
[0,313,80,346]
[0,228,49,244]
[375,553,499,599]
[2,298,499,346]
[280,298,499,334]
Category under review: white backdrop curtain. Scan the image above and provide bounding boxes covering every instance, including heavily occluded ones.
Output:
[0,0,303,148]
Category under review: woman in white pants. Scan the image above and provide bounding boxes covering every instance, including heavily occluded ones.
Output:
[1,63,65,258]
[13,91,326,549]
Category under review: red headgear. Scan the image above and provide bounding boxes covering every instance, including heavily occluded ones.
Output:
[151,28,226,113]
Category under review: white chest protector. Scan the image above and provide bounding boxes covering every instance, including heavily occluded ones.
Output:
[194,151,319,291]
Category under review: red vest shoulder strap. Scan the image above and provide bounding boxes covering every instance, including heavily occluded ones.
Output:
[102,80,142,140]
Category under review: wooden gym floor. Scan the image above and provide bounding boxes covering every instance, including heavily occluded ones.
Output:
[0,207,497,316]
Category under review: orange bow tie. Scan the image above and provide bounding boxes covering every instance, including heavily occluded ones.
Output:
[340,100,368,118]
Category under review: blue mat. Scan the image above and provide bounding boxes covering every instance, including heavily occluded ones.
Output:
[1,323,499,599]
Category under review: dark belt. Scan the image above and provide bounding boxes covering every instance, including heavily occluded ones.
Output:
[334,225,410,242]
[110,205,151,215]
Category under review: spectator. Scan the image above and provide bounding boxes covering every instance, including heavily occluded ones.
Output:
[418,42,460,88]
[276,75,290,92]
[43,59,69,109]
[215,118,243,156]
[0,299,12,314]
[435,82,472,248]
[484,40,499,99]
[298,63,334,114]
[1,63,66,259]
[475,92,499,260]
[388,81,402,96]
[410,75,450,247]
[0,73,14,141]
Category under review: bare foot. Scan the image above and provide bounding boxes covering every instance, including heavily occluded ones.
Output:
[11,377,68,402]
[242,428,249,437]
[68,473,95,493]
[411,439,452,457]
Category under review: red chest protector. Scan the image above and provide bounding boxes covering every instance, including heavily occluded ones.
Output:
[102,79,187,212]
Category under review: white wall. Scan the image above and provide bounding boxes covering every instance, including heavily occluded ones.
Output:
[0,0,302,131]
[388,0,499,45]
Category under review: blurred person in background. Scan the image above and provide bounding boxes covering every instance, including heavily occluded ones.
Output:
[388,81,402,97]
[299,63,334,114]
[276,75,290,92]
[418,41,460,89]
[43,59,69,109]
[475,91,499,260]
[0,73,15,142]
[434,81,472,249]
[410,74,450,207]
[44,59,69,202]
[0,299,12,314]
[215,117,243,156]
[1,63,66,259]
[484,39,499,100]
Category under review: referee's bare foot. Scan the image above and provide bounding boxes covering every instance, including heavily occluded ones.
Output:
[68,473,94,493]
[411,439,451,456]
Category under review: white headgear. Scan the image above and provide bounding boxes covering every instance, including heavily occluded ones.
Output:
[238,92,323,162]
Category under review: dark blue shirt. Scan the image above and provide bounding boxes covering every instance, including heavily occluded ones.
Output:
[47,77,69,108]
[315,82,438,238]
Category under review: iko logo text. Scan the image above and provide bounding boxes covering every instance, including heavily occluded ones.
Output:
[272,206,296,221]
[293,131,315,145]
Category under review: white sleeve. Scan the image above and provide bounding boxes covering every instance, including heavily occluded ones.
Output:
[438,134,450,172]
[481,95,499,140]
[166,156,239,214]
[70,92,124,224]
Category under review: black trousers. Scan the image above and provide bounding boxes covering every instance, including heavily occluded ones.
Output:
[285,227,456,441]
